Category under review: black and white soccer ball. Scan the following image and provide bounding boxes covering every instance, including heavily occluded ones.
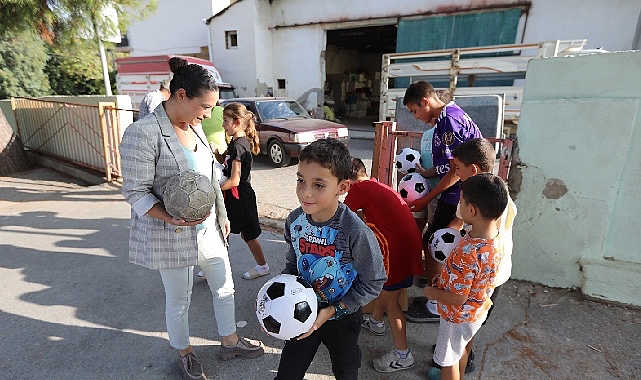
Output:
[163,170,216,221]
[256,274,318,340]
[395,147,421,174]
[428,227,466,263]
[398,173,430,203]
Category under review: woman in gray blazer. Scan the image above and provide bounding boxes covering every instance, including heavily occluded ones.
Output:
[120,57,264,380]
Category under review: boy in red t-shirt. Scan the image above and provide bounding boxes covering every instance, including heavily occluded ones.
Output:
[345,158,423,373]
[423,173,508,380]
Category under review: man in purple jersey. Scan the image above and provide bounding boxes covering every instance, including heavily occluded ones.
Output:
[402,81,482,326]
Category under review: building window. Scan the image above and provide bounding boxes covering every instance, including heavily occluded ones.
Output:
[277,79,286,89]
[225,30,238,49]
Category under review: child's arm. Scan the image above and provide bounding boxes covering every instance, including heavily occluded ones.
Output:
[408,158,460,212]
[423,285,467,305]
[281,216,299,276]
[338,214,387,313]
[220,159,241,190]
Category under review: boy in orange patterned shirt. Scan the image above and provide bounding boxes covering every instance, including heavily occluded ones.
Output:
[423,173,508,380]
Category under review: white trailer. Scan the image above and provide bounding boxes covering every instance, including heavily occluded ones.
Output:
[116,55,236,111]
[379,40,592,123]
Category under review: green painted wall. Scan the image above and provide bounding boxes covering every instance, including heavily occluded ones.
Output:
[512,51,641,306]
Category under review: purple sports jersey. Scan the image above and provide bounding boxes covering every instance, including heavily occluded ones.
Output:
[432,102,482,204]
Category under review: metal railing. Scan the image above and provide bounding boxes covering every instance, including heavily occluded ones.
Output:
[371,121,513,187]
[11,97,125,181]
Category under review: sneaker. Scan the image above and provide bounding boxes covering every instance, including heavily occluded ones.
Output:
[404,303,439,323]
[362,315,385,336]
[426,366,441,380]
[178,352,206,380]
[219,337,265,360]
[372,349,414,373]
[430,345,475,374]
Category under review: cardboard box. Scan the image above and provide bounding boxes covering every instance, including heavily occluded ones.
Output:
[362,288,409,314]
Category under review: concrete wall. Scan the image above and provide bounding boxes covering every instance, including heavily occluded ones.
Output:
[209,0,258,96]
[208,0,641,106]
[512,51,641,306]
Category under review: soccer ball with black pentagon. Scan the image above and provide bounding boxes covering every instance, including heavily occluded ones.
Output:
[398,173,430,203]
[163,170,216,221]
[395,147,421,174]
[429,227,466,263]
[256,274,318,340]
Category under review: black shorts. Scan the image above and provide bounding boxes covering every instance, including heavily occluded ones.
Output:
[224,186,262,241]
[422,200,458,245]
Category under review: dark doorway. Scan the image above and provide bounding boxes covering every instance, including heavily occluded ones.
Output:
[325,25,397,121]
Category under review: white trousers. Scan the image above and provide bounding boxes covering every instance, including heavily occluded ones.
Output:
[159,227,236,350]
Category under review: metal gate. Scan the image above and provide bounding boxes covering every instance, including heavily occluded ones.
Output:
[11,97,123,181]
[371,121,513,186]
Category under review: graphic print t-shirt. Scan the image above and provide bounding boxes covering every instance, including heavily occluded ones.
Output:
[436,234,502,323]
[432,102,482,204]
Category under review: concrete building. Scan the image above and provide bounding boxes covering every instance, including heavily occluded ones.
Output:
[206,0,641,114]
[124,0,233,60]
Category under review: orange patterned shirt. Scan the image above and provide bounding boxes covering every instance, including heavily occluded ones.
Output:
[436,234,502,323]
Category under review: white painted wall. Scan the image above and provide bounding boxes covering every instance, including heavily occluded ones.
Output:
[271,27,325,109]
[208,0,641,105]
[127,0,231,57]
[512,51,641,306]
[264,0,640,51]
[208,0,258,96]
[254,0,274,96]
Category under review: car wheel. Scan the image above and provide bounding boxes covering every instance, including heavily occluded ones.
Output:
[268,139,291,167]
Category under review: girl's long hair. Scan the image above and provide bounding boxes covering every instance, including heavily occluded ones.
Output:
[223,102,260,155]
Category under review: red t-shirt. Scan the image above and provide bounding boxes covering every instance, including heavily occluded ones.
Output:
[344,178,423,285]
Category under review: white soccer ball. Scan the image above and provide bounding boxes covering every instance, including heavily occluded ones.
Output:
[398,173,430,203]
[214,161,228,186]
[163,170,215,221]
[256,274,318,340]
[428,228,466,263]
[395,147,421,174]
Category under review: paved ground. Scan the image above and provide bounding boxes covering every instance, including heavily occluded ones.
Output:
[1,122,640,379]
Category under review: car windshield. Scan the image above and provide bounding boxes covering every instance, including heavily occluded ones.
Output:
[256,100,310,121]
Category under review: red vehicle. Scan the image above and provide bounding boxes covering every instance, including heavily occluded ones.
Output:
[221,97,350,167]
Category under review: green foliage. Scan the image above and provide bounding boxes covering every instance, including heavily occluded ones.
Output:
[0,0,158,44]
[45,35,106,95]
[0,31,52,99]
[0,0,158,96]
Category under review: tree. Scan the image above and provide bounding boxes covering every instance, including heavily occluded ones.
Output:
[0,30,52,99]
[0,0,156,175]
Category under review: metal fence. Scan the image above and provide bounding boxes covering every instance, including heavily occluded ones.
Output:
[11,97,125,181]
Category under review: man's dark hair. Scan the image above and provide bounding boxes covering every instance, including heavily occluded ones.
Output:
[460,173,508,220]
[348,157,367,180]
[403,80,435,107]
[299,138,351,181]
[168,57,218,99]
[453,138,496,173]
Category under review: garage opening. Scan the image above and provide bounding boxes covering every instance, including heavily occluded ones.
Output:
[325,25,397,122]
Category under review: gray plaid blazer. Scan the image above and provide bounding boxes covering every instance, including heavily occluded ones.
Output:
[120,104,228,269]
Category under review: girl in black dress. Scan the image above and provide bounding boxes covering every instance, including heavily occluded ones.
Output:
[216,102,270,280]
